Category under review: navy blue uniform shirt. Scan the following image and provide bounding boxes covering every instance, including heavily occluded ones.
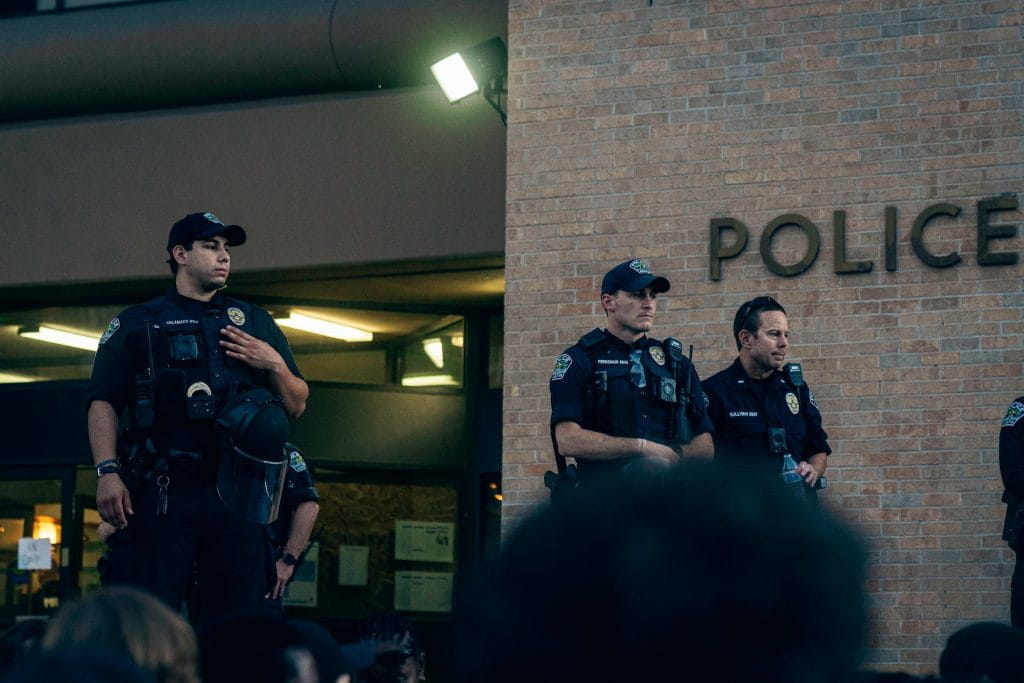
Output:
[1000,396,1024,497]
[550,329,713,477]
[270,448,320,548]
[88,289,302,455]
[704,358,830,475]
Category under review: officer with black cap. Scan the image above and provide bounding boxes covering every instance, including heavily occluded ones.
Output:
[548,259,714,491]
[87,211,309,621]
[703,296,830,497]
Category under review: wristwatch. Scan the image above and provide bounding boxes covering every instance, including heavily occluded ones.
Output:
[96,459,120,478]
[280,551,299,566]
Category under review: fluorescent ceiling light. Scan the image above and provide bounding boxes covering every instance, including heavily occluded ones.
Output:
[0,372,37,384]
[401,374,458,387]
[274,312,373,342]
[423,338,444,368]
[19,325,99,352]
[430,53,479,102]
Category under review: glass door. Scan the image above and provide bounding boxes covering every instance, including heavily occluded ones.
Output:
[0,467,74,623]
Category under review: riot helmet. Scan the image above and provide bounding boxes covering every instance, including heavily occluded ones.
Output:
[215,388,289,523]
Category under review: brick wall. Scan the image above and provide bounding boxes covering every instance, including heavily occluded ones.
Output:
[504,0,1024,674]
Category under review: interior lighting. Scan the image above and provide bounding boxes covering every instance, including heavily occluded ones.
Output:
[0,372,38,383]
[423,338,444,368]
[274,312,373,342]
[32,515,61,545]
[18,325,99,352]
[401,374,458,387]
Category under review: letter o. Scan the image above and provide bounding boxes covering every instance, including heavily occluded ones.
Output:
[759,213,820,277]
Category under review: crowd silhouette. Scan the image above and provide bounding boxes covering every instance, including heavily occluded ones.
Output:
[1,460,1021,682]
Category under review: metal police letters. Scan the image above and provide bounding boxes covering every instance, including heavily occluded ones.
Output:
[709,195,1019,280]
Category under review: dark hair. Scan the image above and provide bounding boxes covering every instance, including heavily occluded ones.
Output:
[166,241,195,276]
[0,618,47,675]
[455,460,867,683]
[733,296,786,350]
[198,611,310,683]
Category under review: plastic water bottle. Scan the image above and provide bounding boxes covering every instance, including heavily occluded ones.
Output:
[780,453,805,498]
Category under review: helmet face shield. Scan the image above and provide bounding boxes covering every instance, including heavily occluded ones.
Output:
[215,388,289,523]
[216,444,288,524]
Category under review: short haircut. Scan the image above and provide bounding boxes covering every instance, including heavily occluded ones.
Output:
[733,295,786,350]
[455,460,867,683]
[167,241,195,276]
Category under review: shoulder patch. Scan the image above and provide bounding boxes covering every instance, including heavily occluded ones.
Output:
[552,354,572,381]
[99,318,120,345]
[289,450,308,472]
[1004,401,1024,428]
[808,388,818,409]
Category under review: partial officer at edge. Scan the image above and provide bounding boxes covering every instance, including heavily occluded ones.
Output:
[549,259,714,489]
[265,442,321,607]
[999,395,1024,628]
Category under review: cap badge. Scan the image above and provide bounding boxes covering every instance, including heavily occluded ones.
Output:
[785,392,800,415]
[629,259,651,274]
[649,347,666,366]
[203,212,224,225]
[227,307,246,326]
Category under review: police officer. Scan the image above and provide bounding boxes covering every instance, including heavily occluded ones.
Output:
[703,296,830,494]
[265,443,321,608]
[998,395,1024,627]
[549,259,714,487]
[87,211,309,620]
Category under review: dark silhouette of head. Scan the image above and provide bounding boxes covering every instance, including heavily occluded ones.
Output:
[939,621,1024,683]
[456,459,867,683]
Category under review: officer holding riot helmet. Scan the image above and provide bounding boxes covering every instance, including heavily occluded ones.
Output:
[703,296,830,498]
[87,211,308,621]
[548,259,714,491]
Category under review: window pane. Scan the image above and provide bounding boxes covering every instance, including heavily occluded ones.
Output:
[398,320,464,387]
[0,478,63,619]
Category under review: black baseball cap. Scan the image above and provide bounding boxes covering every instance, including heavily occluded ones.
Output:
[166,212,246,253]
[600,259,670,295]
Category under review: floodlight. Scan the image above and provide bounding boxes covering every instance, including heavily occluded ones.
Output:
[431,36,507,125]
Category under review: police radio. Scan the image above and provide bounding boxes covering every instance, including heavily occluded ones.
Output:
[133,322,157,430]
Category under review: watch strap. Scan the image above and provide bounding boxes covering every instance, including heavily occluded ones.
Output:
[96,459,120,477]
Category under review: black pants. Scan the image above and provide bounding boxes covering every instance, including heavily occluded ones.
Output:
[1012,549,1024,628]
[117,471,269,623]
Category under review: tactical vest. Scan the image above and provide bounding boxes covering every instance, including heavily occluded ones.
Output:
[575,328,699,443]
[130,295,267,452]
